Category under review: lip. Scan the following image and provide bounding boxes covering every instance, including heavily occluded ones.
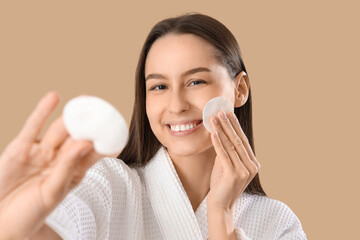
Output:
[166,119,202,125]
[166,120,203,137]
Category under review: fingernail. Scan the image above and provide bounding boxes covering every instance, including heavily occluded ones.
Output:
[229,112,236,120]
[220,111,228,120]
[212,131,218,139]
[212,116,219,125]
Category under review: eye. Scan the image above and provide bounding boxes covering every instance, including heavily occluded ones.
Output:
[149,84,167,91]
[189,80,206,86]
[148,80,206,91]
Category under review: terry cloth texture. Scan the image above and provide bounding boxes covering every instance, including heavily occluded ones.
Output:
[46,146,307,240]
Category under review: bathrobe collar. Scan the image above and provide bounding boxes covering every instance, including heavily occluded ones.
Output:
[142,145,206,240]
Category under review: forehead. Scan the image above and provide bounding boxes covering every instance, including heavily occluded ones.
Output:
[145,33,219,75]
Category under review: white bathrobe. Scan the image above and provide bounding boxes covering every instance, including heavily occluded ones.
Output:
[45,146,307,240]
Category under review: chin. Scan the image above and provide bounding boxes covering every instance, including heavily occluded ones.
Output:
[165,139,212,158]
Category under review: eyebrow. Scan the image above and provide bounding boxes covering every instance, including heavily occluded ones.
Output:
[145,67,211,81]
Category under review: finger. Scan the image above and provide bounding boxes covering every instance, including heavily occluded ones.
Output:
[42,138,93,207]
[69,151,105,188]
[40,115,69,151]
[17,92,60,143]
[211,117,251,208]
[210,116,234,172]
[75,150,104,177]
[226,111,261,170]
[217,111,258,175]
[212,116,246,170]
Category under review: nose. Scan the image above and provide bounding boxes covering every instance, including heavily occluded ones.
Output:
[168,90,190,114]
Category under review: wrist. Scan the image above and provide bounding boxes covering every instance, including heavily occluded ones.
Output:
[207,204,236,239]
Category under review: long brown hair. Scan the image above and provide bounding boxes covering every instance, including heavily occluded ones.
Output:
[118,12,267,197]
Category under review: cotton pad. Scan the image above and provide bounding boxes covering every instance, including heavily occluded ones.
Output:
[202,96,234,133]
[63,96,129,155]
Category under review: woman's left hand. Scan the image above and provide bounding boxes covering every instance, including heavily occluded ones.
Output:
[207,111,261,211]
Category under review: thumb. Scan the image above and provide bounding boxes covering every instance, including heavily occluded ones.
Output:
[42,139,93,208]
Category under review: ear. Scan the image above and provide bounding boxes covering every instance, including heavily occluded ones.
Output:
[234,71,250,108]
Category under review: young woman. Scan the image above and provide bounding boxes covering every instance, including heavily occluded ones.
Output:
[0,13,307,239]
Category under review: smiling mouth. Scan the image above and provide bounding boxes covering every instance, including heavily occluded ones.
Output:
[166,120,202,128]
[166,120,203,136]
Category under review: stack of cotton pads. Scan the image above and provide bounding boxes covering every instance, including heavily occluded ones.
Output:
[202,96,234,133]
[63,96,129,155]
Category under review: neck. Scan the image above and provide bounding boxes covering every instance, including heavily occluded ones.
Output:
[168,147,216,212]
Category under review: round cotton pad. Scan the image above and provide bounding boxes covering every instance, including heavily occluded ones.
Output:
[202,96,234,133]
[63,96,129,155]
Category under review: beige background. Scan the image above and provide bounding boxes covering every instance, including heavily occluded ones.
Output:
[0,0,359,239]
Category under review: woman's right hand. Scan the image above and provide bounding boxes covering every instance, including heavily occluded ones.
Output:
[0,92,103,239]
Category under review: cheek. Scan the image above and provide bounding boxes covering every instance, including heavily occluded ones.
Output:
[208,81,236,105]
[146,97,163,127]
[193,86,227,110]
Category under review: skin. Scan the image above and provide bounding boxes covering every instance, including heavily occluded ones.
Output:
[0,92,104,239]
[145,33,261,239]
[0,33,260,239]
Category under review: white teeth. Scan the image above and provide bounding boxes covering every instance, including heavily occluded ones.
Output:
[170,123,198,132]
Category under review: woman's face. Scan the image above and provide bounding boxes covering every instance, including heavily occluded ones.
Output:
[145,33,237,157]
